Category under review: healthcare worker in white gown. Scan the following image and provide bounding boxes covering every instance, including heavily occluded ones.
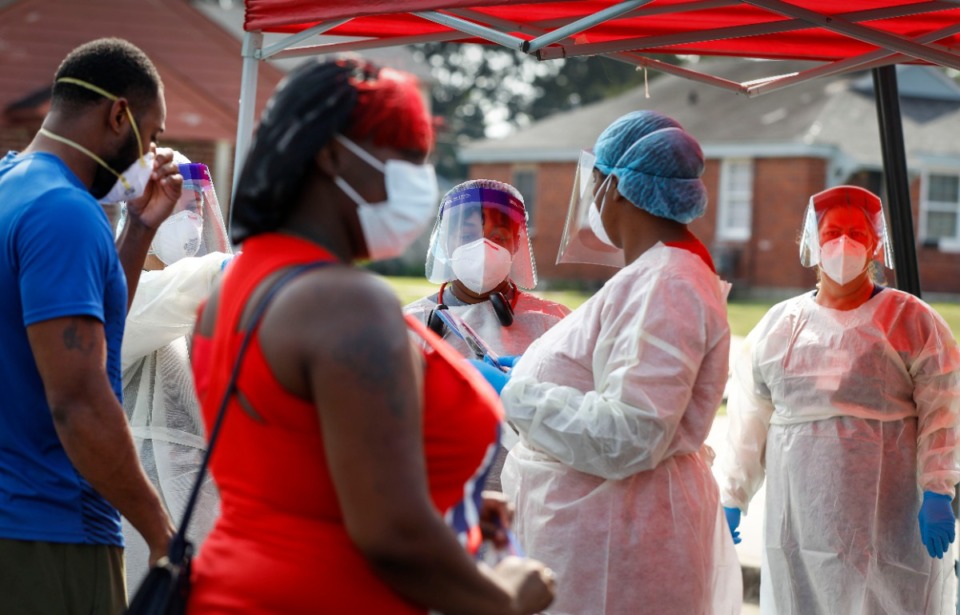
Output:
[493,110,742,614]
[405,179,569,490]
[720,185,960,615]
[405,178,569,360]
[118,157,232,590]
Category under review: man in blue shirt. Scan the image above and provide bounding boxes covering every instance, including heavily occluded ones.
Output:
[0,38,180,613]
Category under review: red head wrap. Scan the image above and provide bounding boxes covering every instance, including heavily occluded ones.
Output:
[346,64,433,154]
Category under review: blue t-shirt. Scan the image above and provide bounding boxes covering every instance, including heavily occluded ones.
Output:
[0,152,127,546]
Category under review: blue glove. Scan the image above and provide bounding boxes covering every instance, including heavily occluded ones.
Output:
[723,507,742,545]
[918,491,956,559]
[467,358,511,395]
[491,354,521,369]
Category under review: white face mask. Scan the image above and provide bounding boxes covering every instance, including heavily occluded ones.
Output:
[333,135,438,261]
[588,199,616,248]
[819,235,868,285]
[450,238,513,294]
[100,151,155,205]
[151,210,203,265]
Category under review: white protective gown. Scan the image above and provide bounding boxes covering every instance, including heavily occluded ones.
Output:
[501,243,742,615]
[405,290,569,490]
[720,288,960,615]
[120,252,228,590]
[404,290,570,360]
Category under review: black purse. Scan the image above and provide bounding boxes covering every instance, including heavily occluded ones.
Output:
[125,262,328,615]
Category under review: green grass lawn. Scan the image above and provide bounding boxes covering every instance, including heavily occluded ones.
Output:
[384,276,960,340]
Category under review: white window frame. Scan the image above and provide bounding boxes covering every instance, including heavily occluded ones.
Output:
[716,158,754,241]
[919,168,960,245]
[511,166,538,234]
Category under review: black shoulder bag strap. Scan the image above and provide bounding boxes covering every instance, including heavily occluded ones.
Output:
[168,260,330,564]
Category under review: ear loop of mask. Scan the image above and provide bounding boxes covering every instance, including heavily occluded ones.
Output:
[331,135,387,207]
[336,134,386,173]
[40,77,147,193]
[588,173,616,247]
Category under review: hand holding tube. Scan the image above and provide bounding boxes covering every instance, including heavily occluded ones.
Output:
[467,358,512,395]
[495,355,521,369]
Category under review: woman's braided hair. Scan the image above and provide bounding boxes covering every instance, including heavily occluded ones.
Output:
[231,58,432,244]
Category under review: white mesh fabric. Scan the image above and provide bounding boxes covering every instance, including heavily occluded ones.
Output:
[122,338,221,591]
[119,158,232,589]
[120,253,228,589]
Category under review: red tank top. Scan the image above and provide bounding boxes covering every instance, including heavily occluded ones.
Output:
[188,233,502,614]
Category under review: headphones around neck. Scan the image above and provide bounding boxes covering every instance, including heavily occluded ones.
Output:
[427,284,516,337]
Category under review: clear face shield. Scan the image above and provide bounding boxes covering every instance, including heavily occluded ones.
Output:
[116,162,232,264]
[798,185,893,269]
[149,163,232,265]
[556,150,625,269]
[424,185,536,292]
[179,163,232,258]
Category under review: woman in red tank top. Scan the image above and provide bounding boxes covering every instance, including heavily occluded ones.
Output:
[188,59,554,615]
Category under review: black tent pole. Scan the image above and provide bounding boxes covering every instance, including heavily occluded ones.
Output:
[874,67,960,585]
[876,65,960,569]
[872,65,921,298]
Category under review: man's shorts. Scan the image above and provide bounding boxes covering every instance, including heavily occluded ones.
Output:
[0,538,126,615]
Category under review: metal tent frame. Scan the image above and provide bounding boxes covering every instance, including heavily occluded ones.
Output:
[234,0,960,297]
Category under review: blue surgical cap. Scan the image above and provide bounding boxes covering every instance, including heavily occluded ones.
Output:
[609,126,707,224]
[594,110,682,175]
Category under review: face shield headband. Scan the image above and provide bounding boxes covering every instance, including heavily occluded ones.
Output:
[798,187,893,270]
[437,187,525,247]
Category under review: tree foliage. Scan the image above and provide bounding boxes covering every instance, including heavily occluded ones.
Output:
[409,42,679,179]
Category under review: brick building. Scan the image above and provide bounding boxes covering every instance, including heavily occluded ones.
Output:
[0,0,286,216]
[461,58,960,297]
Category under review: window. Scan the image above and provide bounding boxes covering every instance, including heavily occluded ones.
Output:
[921,171,960,242]
[512,167,537,233]
[716,158,754,241]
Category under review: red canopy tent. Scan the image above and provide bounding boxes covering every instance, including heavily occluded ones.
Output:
[236,0,960,295]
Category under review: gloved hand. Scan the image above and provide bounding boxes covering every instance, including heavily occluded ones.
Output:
[492,354,521,369]
[467,358,511,395]
[220,255,236,271]
[918,491,956,559]
[723,507,742,545]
